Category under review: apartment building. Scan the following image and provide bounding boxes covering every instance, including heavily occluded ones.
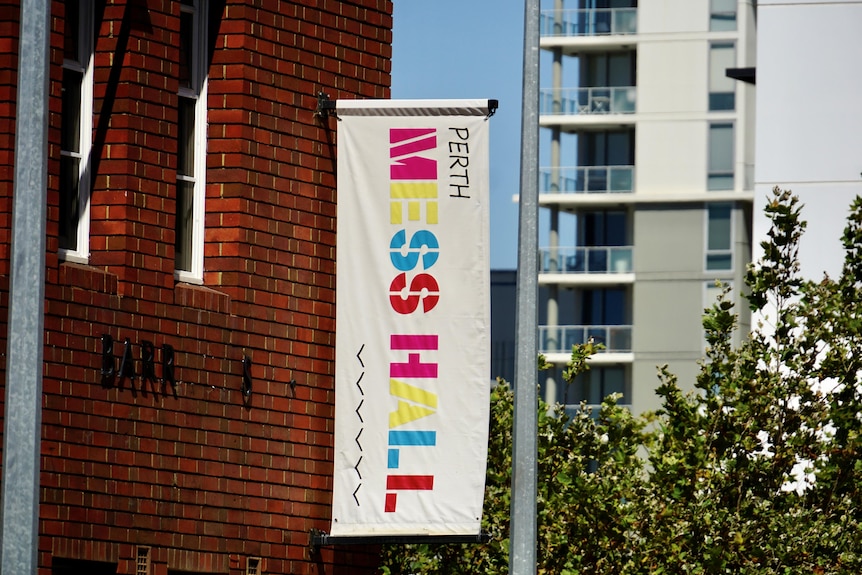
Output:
[537,0,756,414]
[0,0,391,573]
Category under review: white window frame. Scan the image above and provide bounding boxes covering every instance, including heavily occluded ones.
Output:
[59,0,94,263]
[175,0,208,283]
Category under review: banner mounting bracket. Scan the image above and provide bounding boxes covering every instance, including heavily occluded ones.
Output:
[315,92,337,119]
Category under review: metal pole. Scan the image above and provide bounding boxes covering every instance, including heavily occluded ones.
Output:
[510,0,540,573]
[0,0,51,571]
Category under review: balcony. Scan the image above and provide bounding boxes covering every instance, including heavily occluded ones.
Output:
[540,246,633,275]
[540,165,634,194]
[539,8,637,37]
[540,87,636,116]
[538,325,632,354]
[563,403,633,420]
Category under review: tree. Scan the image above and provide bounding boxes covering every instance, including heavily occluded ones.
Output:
[378,188,862,574]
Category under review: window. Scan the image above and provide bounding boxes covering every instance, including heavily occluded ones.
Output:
[246,557,261,575]
[175,0,208,281]
[60,0,93,261]
[579,210,628,271]
[710,0,736,31]
[136,547,151,575]
[578,130,635,192]
[708,122,734,191]
[706,203,732,271]
[565,365,627,407]
[709,42,735,111]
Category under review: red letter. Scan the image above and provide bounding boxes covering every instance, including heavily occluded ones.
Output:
[389,273,439,314]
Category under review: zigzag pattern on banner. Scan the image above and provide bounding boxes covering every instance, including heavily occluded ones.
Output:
[352,345,366,506]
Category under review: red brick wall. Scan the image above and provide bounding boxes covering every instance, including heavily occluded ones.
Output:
[2,0,392,573]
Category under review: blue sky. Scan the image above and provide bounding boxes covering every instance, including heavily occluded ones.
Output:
[390,1,526,270]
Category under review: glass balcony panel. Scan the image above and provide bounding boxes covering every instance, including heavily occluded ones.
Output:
[594,10,611,34]
[540,8,637,36]
[608,326,632,352]
[586,167,608,192]
[586,326,607,346]
[538,246,633,274]
[564,327,586,350]
[539,166,634,194]
[544,250,562,273]
[587,248,608,273]
[614,8,637,34]
[608,167,633,192]
[613,87,636,113]
[565,248,585,272]
[587,88,611,114]
[539,326,561,352]
[538,325,632,354]
[540,170,550,192]
[609,248,633,273]
[539,88,636,115]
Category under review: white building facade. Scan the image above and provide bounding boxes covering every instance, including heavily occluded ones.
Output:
[754,0,862,281]
[538,0,757,414]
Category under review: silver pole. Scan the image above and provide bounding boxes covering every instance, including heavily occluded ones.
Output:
[0,0,51,571]
[510,0,540,573]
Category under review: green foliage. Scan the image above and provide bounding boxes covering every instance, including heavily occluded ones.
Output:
[378,188,862,574]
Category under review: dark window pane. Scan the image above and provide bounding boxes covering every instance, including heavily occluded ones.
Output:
[61,68,83,153]
[707,253,732,270]
[59,155,80,250]
[606,211,627,245]
[710,0,736,31]
[604,288,625,325]
[708,123,734,190]
[179,10,194,90]
[710,14,736,31]
[709,93,735,111]
[63,0,80,62]
[587,249,608,273]
[708,205,732,250]
[177,96,195,176]
[708,174,734,191]
[586,167,608,192]
[175,179,194,271]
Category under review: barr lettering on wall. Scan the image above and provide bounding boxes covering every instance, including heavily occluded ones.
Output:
[332,99,493,537]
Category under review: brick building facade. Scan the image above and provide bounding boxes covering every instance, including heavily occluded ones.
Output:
[0,0,391,573]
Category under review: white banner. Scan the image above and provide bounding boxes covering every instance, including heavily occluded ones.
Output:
[331,99,493,537]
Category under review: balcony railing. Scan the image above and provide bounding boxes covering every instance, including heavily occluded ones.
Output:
[540,246,633,274]
[540,87,636,115]
[540,8,637,37]
[563,403,633,420]
[540,165,634,193]
[538,325,632,354]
